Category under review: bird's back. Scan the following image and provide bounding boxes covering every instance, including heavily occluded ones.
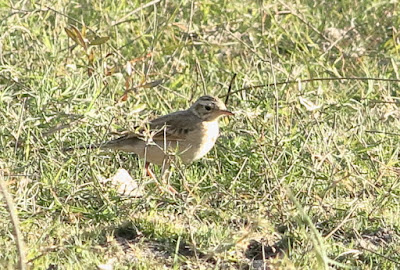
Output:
[101,109,205,164]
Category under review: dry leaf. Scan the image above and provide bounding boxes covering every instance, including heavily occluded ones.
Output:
[299,96,322,111]
[125,61,132,76]
[65,25,87,49]
[89,36,110,46]
[100,168,143,197]
[138,79,163,89]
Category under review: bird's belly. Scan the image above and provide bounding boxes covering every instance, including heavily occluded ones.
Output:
[132,141,180,165]
[186,137,217,161]
[143,136,217,165]
[122,122,220,165]
[133,140,200,165]
[181,122,219,162]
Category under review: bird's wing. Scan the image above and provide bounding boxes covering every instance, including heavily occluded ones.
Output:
[105,110,201,147]
[148,110,201,141]
[101,131,143,150]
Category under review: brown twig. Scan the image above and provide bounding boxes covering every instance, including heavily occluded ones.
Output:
[359,246,400,266]
[366,130,400,136]
[0,173,26,270]
[225,73,237,105]
[221,77,400,97]
[112,0,163,26]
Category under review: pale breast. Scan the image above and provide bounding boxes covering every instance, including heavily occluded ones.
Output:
[185,120,220,161]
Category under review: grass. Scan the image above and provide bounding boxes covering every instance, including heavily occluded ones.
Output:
[1,0,400,269]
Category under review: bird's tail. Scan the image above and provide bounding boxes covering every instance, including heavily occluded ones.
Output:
[63,143,101,152]
[97,135,141,153]
[64,134,140,152]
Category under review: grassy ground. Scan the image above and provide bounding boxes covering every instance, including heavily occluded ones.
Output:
[1,0,400,269]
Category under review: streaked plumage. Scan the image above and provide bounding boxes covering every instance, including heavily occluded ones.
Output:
[102,95,233,165]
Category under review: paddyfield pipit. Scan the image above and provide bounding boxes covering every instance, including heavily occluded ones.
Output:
[76,95,234,176]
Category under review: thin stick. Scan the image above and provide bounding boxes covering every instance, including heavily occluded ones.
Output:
[221,77,400,97]
[0,173,26,270]
[359,246,400,266]
[112,0,162,26]
[224,73,237,105]
[324,202,358,240]
[366,130,400,136]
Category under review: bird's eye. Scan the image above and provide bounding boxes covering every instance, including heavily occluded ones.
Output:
[205,105,211,111]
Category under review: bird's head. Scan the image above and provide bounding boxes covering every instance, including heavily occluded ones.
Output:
[190,95,234,121]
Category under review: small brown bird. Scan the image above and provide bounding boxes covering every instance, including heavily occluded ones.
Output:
[99,95,234,176]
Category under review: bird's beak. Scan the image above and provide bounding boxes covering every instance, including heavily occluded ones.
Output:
[219,110,234,116]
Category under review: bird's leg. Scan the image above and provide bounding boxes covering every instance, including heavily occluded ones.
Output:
[145,161,176,195]
[145,162,156,179]
[161,157,176,194]
[161,158,171,178]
